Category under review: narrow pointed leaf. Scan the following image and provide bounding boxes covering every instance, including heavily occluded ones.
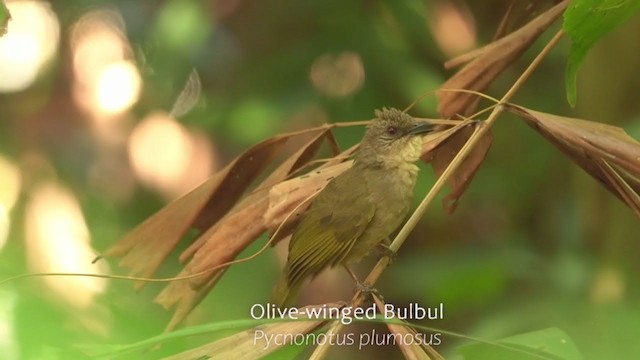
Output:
[422,122,492,213]
[438,0,568,118]
[508,104,640,218]
[155,129,335,329]
[101,135,289,288]
[374,297,444,360]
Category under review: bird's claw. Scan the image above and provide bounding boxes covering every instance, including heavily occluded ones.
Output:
[355,281,384,302]
[377,243,397,264]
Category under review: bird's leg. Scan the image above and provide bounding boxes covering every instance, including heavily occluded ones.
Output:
[377,238,397,264]
[343,266,384,302]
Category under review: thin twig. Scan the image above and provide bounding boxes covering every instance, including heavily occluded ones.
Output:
[309,29,564,360]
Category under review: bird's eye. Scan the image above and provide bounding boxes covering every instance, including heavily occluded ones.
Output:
[386,126,398,136]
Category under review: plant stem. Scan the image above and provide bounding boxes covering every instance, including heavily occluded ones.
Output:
[309,29,565,360]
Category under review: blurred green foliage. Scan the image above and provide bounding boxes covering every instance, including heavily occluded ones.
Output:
[0,1,9,35]
[0,1,639,359]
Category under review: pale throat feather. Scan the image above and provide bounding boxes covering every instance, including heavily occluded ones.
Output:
[380,136,424,177]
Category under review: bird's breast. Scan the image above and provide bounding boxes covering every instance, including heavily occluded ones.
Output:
[344,166,417,263]
[381,165,418,208]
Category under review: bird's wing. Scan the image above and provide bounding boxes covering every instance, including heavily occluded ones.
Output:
[286,170,375,285]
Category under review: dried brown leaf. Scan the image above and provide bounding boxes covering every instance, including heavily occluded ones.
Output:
[429,0,562,214]
[101,135,289,288]
[101,176,216,276]
[493,1,516,41]
[508,104,640,218]
[155,129,335,329]
[420,122,469,158]
[386,324,444,360]
[160,304,341,360]
[191,135,291,231]
[180,129,334,261]
[422,122,493,213]
[373,297,444,360]
[438,0,569,118]
[154,198,267,311]
[597,160,640,218]
[160,272,218,332]
[182,129,333,274]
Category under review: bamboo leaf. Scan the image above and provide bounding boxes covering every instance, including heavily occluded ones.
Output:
[508,104,640,218]
[101,134,290,289]
[154,129,335,330]
[438,1,569,118]
[373,296,444,360]
[422,122,492,213]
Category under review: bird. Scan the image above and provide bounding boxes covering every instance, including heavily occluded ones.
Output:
[271,107,434,307]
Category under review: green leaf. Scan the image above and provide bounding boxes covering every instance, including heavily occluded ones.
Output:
[563,0,640,106]
[0,0,10,37]
[458,327,583,360]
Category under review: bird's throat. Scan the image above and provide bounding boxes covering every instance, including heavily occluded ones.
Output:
[379,136,424,171]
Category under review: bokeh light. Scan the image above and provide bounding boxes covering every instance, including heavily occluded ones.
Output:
[71,8,139,117]
[128,112,214,198]
[95,60,142,114]
[24,182,107,308]
[591,267,626,304]
[0,0,60,92]
[310,51,365,97]
[428,1,476,57]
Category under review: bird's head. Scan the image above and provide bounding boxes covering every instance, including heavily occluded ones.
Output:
[356,107,434,166]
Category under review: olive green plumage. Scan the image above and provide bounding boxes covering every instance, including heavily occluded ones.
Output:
[272,108,433,307]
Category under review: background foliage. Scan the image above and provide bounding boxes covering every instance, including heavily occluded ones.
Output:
[0,0,639,359]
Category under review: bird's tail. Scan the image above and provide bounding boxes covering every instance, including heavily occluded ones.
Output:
[271,273,302,308]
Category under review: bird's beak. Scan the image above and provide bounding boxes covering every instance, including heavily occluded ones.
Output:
[406,122,434,136]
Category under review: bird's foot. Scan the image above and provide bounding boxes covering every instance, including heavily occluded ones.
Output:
[377,243,397,264]
[344,265,385,302]
[355,281,384,302]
